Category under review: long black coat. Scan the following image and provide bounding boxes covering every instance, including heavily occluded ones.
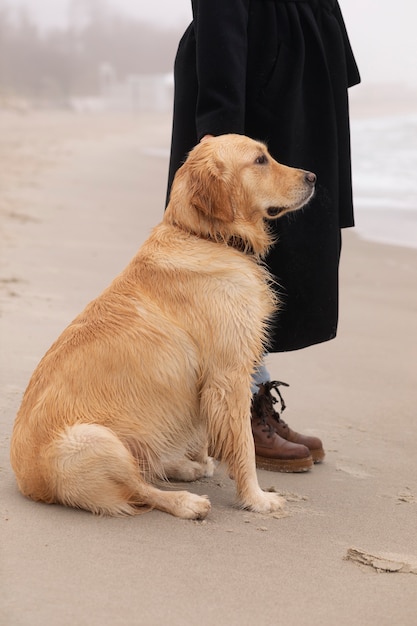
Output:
[167,0,360,352]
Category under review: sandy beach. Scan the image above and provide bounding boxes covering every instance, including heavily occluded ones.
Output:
[1,108,416,626]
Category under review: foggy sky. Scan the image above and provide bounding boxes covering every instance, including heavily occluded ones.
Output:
[4,0,192,29]
[4,0,417,87]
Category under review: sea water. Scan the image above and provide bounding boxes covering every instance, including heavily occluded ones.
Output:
[351,113,417,249]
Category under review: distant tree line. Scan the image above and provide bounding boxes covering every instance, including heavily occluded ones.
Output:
[0,1,182,102]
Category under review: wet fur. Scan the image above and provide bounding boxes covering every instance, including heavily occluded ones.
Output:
[10,134,315,519]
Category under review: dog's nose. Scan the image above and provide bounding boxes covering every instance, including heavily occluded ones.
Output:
[305,172,316,186]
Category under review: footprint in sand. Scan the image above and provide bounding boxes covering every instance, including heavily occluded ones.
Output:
[335,465,372,479]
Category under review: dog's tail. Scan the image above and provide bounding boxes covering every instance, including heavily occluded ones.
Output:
[40,423,149,516]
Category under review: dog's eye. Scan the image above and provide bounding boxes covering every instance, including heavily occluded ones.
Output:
[255,154,268,165]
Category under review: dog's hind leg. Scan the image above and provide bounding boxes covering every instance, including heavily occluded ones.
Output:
[161,424,215,481]
[162,455,215,482]
[42,423,211,519]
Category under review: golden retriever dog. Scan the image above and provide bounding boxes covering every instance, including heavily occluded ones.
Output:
[10,134,315,519]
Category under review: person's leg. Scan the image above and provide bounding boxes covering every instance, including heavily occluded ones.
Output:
[251,359,324,471]
[250,359,312,472]
[251,361,270,393]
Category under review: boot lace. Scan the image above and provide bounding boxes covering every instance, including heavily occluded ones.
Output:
[251,380,290,435]
[265,380,289,415]
[257,380,289,425]
[251,394,276,438]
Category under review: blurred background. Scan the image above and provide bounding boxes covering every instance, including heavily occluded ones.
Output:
[0,0,416,247]
[0,0,416,111]
[0,0,191,111]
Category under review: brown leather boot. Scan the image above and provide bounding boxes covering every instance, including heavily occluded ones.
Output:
[251,412,313,473]
[254,381,325,463]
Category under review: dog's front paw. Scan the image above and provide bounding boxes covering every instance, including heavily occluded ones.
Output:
[173,492,211,520]
[242,490,286,514]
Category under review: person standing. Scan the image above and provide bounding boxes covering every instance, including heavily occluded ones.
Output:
[166,0,360,472]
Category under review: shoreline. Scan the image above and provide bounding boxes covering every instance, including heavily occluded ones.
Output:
[349,85,417,250]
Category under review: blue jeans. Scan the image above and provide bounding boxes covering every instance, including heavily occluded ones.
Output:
[251,361,270,394]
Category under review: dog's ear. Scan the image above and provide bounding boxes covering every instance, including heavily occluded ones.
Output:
[187,158,235,223]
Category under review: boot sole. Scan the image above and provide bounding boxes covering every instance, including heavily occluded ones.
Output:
[311,448,325,463]
[255,454,313,473]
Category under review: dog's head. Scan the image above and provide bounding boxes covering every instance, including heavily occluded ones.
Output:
[165,134,315,256]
